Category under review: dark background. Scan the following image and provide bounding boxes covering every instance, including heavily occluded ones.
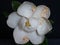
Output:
[0,0,60,45]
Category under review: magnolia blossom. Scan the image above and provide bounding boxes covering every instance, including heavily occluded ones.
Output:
[6,1,52,45]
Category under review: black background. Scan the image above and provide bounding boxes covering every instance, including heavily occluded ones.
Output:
[0,0,60,45]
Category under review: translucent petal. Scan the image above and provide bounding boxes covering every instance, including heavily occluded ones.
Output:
[32,5,50,19]
[7,12,21,28]
[37,17,52,35]
[27,31,45,44]
[13,26,29,44]
[17,1,36,18]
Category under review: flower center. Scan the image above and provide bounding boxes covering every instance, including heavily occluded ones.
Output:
[25,20,31,27]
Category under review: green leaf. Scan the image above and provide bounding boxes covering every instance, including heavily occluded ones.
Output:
[49,19,54,24]
[24,41,33,45]
[3,11,9,17]
[12,1,21,11]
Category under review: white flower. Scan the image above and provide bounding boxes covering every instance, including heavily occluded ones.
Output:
[6,1,52,45]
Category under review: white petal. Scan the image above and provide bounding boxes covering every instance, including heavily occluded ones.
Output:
[18,17,28,31]
[29,18,39,29]
[13,26,29,44]
[17,1,36,18]
[27,31,45,44]
[7,12,21,28]
[19,17,37,32]
[37,17,52,35]
[32,5,50,19]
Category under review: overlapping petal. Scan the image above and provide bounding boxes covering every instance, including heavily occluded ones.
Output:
[32,5,50,19]
[13,26,29,44]
[7,12,21,28]
[37,17,52,35]
[29,18,39,29]
[17,1,36,18]
[27,31,45,44]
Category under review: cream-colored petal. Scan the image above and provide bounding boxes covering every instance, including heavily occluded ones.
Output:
[13,26,29,44]
[27,31,45,44]
[37,17,52,35]
[17,1,36,18]
[32,5,50,19]
[7,12,21,28]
